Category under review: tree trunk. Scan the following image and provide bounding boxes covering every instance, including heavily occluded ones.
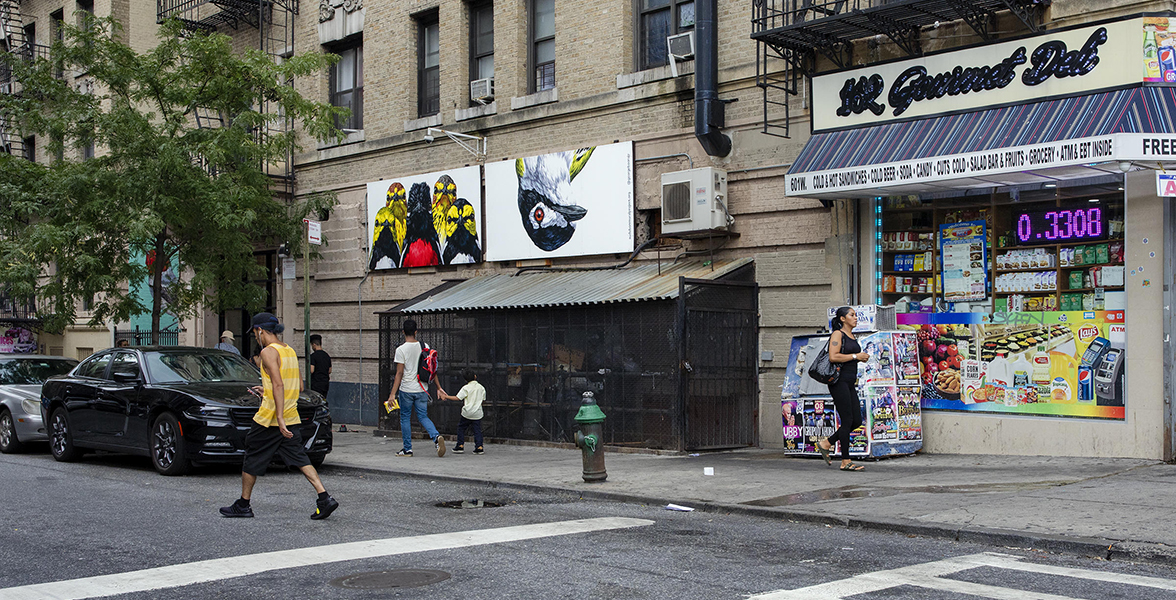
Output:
[151,233,166,346]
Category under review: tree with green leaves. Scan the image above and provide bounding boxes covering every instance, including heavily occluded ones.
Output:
[0,16,345,340]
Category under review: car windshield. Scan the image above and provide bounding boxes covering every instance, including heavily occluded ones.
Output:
[145,351,260,384]
[0,358,78,384]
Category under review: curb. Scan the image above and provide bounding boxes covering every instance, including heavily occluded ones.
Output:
[324,461,1176,568]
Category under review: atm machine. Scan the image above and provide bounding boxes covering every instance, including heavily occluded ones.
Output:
[1094,348,1125,407]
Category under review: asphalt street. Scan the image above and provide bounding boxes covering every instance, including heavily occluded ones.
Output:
[3,449,1176,600]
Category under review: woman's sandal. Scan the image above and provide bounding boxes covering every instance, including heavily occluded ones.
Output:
[816,440,832,465]
[839,462,864,471]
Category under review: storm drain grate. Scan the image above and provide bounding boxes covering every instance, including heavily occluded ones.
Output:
[329,569,451,589]
[436,499,503,509]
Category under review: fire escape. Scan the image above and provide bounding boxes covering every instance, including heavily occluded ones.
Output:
[156,0,299,202]
[751,0,1050,138]
[0,0,47,158]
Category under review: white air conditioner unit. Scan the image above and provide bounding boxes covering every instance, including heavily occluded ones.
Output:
[470,77,495,103]
[667,31,695,60]
[666,31,695,77]
[661,167,729,235]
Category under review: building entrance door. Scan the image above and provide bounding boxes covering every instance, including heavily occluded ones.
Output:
[679,277,759,450]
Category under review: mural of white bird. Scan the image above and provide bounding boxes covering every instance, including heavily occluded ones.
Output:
[515,147,594,252]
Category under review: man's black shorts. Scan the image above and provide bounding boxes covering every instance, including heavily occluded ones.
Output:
[242,422,310,476]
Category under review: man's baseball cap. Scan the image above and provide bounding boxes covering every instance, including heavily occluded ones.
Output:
[250,312,282,332]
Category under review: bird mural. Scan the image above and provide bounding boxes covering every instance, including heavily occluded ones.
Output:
[515,147,595,252]
[432,175,457,255]
[442,198,482,264]
[369,183,407,270]
[401,181,442,267]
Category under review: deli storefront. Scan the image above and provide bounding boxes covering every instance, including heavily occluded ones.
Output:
[787,14,1176,459]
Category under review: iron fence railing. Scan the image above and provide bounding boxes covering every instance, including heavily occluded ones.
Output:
[114,326,180,347]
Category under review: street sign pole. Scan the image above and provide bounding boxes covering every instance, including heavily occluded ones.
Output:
[304,220,312,391]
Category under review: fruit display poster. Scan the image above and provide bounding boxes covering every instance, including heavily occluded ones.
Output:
[939,220,988,302]
[897,311,1125,420]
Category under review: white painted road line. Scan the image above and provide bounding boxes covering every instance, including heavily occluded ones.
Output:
[0,517,653,600]
[749,551,1176,600]
[966,552,1176,591]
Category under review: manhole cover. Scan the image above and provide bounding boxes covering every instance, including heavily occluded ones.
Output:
[329,569,451,589]
[436,499,503,509]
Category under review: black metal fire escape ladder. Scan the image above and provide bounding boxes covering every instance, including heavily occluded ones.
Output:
[157,0,299,204]
[751,0,1050,139]
[0,0,28,157]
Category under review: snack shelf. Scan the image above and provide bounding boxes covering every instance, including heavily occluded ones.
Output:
[994,267,1056,274]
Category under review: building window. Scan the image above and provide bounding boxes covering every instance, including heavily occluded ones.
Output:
[418,16,440,117]
[328,40,363,130]
[22,136,34,162]
[529,0,554,92]
[637,0,694,70]
[470,2,494,84]
[77,0,94,27]
[51,10,65,79]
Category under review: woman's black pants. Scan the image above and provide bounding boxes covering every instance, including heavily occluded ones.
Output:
[828,380,862,460]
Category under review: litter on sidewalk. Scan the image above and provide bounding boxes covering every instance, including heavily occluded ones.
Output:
[665,504,695,512]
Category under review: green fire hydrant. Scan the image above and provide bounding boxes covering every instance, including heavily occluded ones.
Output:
[573,391,607,482]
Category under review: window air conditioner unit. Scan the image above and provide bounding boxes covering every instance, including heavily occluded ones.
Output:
[470,77,495,104]
[661,167,729,236]
[666,31,695,77]
[667,31,695,61]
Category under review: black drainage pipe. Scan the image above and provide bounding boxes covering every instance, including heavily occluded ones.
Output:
[694,0,731,157]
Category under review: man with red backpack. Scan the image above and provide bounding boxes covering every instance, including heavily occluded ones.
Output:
[385,318,446,457]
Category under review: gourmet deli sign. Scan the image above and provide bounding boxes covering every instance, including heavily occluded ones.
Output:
[811,19,1141,132]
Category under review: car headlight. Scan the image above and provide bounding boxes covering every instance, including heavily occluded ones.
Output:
[21,398,40,416]
[185,406,232,420]
[314,405,330,419]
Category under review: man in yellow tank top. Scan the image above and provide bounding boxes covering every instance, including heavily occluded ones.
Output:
[220,313,339,520]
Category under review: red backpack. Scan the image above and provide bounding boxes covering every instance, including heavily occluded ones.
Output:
[416,341,439,389]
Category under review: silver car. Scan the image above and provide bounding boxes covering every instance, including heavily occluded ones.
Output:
[0,355,78,453]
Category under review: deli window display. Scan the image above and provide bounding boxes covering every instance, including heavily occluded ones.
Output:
[878,182,1128,420]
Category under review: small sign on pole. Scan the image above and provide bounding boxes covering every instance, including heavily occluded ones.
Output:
[1157,172,1176,197]
[304,219,322,245]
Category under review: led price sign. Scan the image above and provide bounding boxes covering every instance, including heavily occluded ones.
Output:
[1015,207,1106,244]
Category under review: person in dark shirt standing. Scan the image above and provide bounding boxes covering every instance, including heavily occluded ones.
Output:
[309,334,331,398]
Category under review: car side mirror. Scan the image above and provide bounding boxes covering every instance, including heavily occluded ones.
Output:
[112,371,140,384]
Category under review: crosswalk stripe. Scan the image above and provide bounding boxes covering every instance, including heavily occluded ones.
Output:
[0,517,653,600]
[750,552,1176,600]
[965,552,1176,591]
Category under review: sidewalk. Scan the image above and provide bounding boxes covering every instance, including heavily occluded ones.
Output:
[326,427,1176,565]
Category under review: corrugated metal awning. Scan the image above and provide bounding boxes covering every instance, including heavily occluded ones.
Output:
[393,258,753,314]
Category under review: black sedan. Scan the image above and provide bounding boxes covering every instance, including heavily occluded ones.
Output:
[40,346,332,475]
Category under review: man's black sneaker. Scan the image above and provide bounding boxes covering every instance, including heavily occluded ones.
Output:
[396,449,413,457]
[435,435,446,457]
[311,496,339,520]
[452,446,464,454]
[473,446,484,455]
[219,501,254,518]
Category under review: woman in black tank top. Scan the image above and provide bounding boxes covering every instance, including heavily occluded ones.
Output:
[816,306,870,471]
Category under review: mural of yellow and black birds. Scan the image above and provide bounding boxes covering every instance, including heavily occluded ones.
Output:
[515,147,595,251]
[369,182,407,270]
[401,182,442,267]
[432,175,458,255]
[442,198,482,264]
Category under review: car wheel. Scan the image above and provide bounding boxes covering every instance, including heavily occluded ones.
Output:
[0,409,23,454]
[309,453,326,468]
[151,413,191,476]
[49,408,82,462]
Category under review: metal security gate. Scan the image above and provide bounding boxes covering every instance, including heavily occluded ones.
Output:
[679,277,759,450]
